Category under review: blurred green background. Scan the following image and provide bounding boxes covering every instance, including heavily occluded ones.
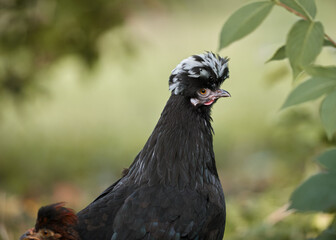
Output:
[0,0,335,239]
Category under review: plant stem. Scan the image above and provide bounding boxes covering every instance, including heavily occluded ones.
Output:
[325,34,336,48]
[275,1,336,48]
[276,1,309,21]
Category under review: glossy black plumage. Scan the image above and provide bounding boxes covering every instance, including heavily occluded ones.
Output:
[76,52,229,240]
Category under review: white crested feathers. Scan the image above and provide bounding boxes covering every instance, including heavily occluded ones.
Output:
[169,52,229,95]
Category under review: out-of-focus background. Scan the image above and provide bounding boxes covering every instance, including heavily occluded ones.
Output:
[0,0,335,239]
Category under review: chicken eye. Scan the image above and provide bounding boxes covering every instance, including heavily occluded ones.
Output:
[41,229,51,236]
[199,88,207,95]
[198,88,211,97]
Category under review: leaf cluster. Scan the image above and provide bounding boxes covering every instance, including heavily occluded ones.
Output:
[290,149,336,239]
[219,0,336,138]
[218,0,336,239]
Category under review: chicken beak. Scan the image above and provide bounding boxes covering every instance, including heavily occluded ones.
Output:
[214,89,231,99]
[20,231,39,240]
[191,89,231,106]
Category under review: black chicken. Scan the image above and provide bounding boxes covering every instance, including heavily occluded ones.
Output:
[20,203,79,240]
[78,52,230,240]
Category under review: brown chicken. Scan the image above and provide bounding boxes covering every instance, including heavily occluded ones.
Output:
[20,203,79,240]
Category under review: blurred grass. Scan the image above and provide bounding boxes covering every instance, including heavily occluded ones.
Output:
[1,0,336,239]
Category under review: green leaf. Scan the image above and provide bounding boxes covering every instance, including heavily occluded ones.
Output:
[306,65,336,80]
[316,227,336,240]
[282,77,336,108]
[267,40,334,63]
[317,149,336,173]
[286,20,324,78]
[280,0,316,20]
[321,90,336,139]
[219,1,274,49]
[289,172,336,212]
[324,39,335,48]
[267,45,286,62]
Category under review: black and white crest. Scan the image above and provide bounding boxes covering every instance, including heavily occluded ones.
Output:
[169,52,229,95]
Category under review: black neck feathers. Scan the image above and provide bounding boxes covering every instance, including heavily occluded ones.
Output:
[127,94,219,189]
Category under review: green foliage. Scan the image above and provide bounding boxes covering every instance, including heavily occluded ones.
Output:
[324,39,336,47]
[282,77,336,108]
[219,0,336,139]
[219,1,274,49]
[289,173,336,212]
[317,149,336,173]
[286,20,324,78]
[279,0,316,19]
[267,41,336,62]
[267,45,286,62]
[0,0,168,100]
[321,91,336,139]
[0,0,123,98]
[219,0,336,238]
[306,66,336,79]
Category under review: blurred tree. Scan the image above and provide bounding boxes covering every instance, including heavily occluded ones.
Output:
[0,0,137,99]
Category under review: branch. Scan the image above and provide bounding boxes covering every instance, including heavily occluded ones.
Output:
[325,33,336,48]
[276,1,308,21]
[276,1,336,48]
